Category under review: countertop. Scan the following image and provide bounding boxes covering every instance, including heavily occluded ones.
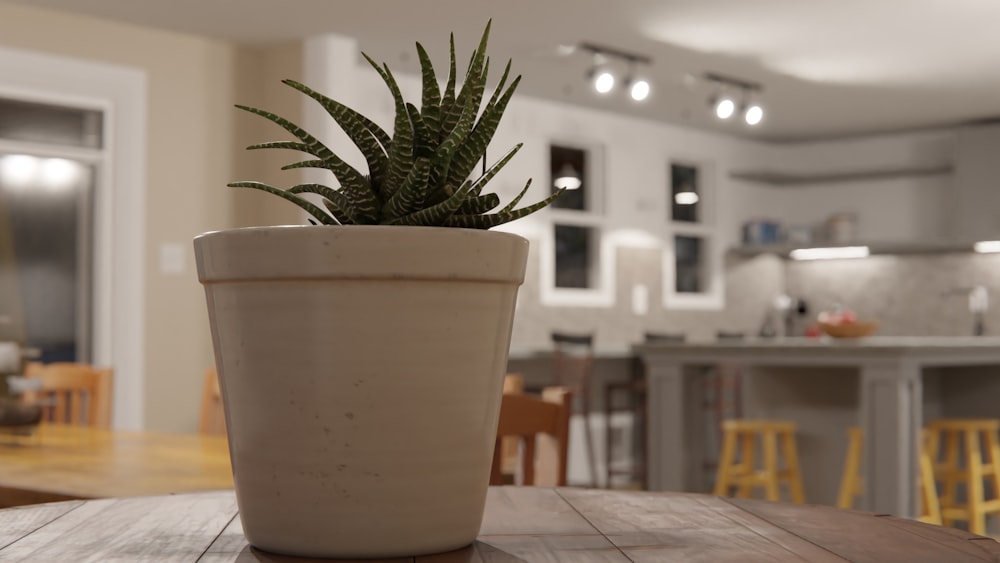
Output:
[635,336,1000,365]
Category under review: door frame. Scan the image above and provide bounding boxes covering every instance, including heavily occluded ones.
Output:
[0,45,147,430]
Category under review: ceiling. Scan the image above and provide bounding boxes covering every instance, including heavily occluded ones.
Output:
[6,0,1000,142]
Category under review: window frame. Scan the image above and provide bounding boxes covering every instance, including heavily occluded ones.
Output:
[540,139,614,307]
[663,158,724,310]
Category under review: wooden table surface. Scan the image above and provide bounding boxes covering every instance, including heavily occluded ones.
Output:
[0,424,232,507]
[2,487,998,562]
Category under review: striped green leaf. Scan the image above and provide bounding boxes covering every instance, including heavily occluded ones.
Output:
[228,181,337,225]
[288,183,360,225]
[446,75,521,190]
[382,157,431,220]
[282,79,389,192]
[389,180,472,226]
[439,33,457,140]
[415,42,441,134]
[363,54,413,203]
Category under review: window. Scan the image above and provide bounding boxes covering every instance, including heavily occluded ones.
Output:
[664,160,721,309]
[541,142,612,306]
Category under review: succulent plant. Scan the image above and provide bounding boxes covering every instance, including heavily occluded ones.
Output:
[230,21,562,228]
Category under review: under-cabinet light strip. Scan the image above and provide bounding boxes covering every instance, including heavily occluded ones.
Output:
[973,240,1000,254]
[788,246,870,261]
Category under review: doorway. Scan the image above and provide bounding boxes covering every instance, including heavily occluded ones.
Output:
[0,97,102,363]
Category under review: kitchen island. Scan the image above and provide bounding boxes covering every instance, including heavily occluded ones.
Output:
[637,337,1000,518]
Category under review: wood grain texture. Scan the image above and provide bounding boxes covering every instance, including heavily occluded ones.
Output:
[1,488,998,562]
[0,424,232,506]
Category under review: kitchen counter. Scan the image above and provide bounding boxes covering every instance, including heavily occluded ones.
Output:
[636,336,1000,518]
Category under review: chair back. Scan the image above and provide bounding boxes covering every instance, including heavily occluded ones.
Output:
[551,332,594,391]
[23,362,113,428]
[490,387,572,486]
[643,332,686,344]
[199,368,227,436]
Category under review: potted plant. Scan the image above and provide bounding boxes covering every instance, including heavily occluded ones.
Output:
[194,22,561,559]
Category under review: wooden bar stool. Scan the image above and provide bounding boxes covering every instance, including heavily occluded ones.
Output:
[836,427,942,525]
[713,419,806,503]
[926,418,1000,535]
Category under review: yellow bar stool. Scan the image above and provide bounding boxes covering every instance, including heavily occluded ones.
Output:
[713,419,806,503]
[836,427,942,525]
[925,418,1000,535]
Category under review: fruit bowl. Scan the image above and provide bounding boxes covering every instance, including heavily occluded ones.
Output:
[818,320,878,339]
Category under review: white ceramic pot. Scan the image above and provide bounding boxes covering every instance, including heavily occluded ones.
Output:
[194,225,528,558]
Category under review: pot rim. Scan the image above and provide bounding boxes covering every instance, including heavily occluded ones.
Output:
[194,224,529,284]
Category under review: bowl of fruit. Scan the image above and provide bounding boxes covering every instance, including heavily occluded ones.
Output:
[817,307,878,339]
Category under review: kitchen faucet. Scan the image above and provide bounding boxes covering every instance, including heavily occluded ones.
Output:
[942,285,989,336]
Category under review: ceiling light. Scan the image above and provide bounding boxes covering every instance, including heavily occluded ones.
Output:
[789,246,870,261]
[580,43,653,102]
[674,191,699,205]
[629,78,650,101]
[704,72,766,128]
[553,163,582,190]
[744,103,764,126]
[715,98,735,119]
[594,70,615,94]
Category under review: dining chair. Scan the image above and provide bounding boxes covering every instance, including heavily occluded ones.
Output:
[23,362,113,428]
[551,332,596,486]
[199,367,227,436]
[490,387,572,486]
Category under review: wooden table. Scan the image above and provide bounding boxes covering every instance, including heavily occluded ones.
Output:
[2,487,997,561]
[0,424,232,507]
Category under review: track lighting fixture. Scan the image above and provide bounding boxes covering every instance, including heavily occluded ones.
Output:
[704,72,766,128]
[580,43,652,103]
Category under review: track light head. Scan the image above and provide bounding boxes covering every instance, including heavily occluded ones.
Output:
[715,97,735,119]
[744,103,764,126]
[593,70,615,94]
[628,77,650,101]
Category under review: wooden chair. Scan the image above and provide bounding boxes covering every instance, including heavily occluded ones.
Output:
[551,332,596,486]
[23,362,112,428]
[199,368,227,436]
[490,387,572,486]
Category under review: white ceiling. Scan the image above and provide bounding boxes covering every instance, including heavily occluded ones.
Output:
[6,0,1000,142]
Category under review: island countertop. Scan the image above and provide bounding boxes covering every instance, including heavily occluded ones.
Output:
[635,336,1000,365]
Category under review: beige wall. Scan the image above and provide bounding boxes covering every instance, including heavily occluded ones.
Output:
[0,3,305,431]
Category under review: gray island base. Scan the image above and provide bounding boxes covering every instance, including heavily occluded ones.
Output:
[637,337,1000,518]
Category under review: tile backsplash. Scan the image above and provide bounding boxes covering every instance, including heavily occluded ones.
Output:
[509,244,1000,353]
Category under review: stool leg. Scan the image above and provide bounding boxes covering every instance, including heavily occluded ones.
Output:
[737,432,756,498]
[985,430,1000,505]
[837,428,862,509]
[966,430,986,535]
[940,430,960,525]
[781,430,807,504]
[604,385,614,489]
[714,429,737,497]
[763,430,781,502]
[918,429,942,525]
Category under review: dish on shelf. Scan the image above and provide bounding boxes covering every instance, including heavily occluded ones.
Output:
[819,320,878,339]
